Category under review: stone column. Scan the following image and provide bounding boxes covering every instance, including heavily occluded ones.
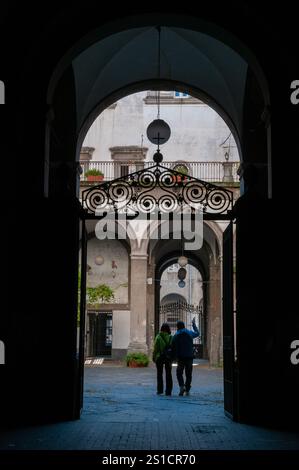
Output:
[127,253,148,353]
[146,260,156,357]
[222,161,234,182]
[79,147,95,181]
[207,263,221,366]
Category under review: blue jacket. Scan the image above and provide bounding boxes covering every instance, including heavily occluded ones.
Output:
[172,323,199,359]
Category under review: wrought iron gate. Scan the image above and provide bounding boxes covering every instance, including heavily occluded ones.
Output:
[159,301,204,358]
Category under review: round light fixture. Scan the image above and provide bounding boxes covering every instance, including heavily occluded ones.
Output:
[146,119,171,145]
[178,267,187,280]
[178,280,186,288]
[95,255,104,265]
[178,255,188,267]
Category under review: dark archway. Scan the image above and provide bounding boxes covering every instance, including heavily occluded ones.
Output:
[153,244,211,362]
[47,18,271,202]
[159,265,204,358]
[4,8,289,430]
[46,13,270,420]
[161,293,187,305]
[47,14,270,113]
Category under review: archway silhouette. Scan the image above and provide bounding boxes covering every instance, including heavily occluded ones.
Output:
[45,14,271,424]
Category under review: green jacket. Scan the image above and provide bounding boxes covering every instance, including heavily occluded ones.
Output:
[152,332,172,363]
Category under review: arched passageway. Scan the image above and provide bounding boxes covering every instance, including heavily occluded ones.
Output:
[78,88,238,371]
[150,221,222,366]
[5,8,297,434]
[45,16,271,424]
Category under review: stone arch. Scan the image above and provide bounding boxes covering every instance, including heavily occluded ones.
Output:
[161,293,187,305]
[47,13,270,119]
[46,16,271,200]
[44,10,271,419]
[150,232,221,364]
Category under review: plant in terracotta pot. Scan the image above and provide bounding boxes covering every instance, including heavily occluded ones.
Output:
[126,352,149,368]
[173,164,189,183]
[85,168,104,182]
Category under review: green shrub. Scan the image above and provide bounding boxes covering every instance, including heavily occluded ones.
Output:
[85,169,104,176]
[125,352,149,367]
[173,164,189,175]
[87,284,114,304]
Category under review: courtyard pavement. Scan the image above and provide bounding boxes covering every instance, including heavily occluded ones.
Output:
[1,361,299,455]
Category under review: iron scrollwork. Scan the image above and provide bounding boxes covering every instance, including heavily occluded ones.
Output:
[81,163,233,219]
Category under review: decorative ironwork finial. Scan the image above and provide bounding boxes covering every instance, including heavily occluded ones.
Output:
[153,149,163,164]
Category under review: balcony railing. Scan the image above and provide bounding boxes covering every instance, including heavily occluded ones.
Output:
[80,160,240,183]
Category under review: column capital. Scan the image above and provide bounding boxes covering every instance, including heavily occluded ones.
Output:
[130,253,148,260]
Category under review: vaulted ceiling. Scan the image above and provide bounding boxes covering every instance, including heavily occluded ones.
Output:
[72,26,248,138]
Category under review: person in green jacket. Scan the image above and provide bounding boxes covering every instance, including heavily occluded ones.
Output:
[152,323,173,396]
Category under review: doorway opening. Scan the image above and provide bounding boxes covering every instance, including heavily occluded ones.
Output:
[159,263,204,359]
[77,87,238,419]
[46,16,270,425]
[88,311,112,357]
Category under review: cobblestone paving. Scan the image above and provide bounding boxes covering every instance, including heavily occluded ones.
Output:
[0,363,299,451]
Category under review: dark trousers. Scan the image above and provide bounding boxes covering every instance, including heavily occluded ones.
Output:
[156,358,173,394]
[176,358,193,391]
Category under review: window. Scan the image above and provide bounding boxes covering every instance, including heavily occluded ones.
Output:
[174,91,189,98]
[144,90,201,105]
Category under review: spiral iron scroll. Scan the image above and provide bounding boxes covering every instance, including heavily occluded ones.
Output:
[81,164,233,217]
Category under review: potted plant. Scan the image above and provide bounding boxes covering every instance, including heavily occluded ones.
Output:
[125,352,149,368]
[173,164,189,182]
[85,168,104,182]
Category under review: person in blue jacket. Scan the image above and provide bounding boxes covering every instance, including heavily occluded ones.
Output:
[171,318,199,396]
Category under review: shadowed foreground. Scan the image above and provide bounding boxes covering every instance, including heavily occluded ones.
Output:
[0,363,299,450]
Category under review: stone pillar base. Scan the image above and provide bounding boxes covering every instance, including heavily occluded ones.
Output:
[127,342,148,354]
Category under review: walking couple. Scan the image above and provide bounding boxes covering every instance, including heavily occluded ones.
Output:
[152,319,199,396]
